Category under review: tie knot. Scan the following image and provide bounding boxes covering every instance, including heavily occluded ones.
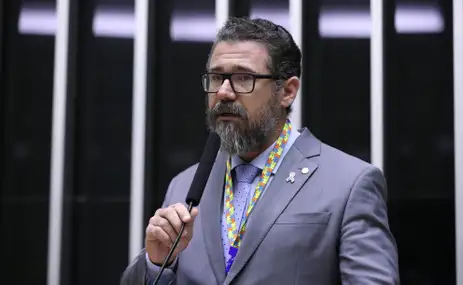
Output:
[234,164,260,183]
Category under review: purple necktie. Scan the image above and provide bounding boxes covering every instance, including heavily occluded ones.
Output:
[221,164,260,270]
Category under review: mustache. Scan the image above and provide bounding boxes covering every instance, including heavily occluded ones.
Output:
[210,102,248,119]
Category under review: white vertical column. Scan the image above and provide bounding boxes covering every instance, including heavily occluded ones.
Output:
[289,0,302,129]
[47,0,69,284]
[454,0,463,283]
[216,0,229,30]
[370,0,384,170]
[129,0,149,262]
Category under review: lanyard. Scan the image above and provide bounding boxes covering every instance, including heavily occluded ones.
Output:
[223,119,292,274]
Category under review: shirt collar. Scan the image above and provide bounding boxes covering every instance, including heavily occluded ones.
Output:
[230,122,300,174]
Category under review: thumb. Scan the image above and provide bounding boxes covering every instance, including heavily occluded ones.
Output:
[185,207,199,230]
[183,207,199,239]
[190,207,199,220]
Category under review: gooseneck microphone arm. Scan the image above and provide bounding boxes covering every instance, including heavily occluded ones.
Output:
[153,132,221,285]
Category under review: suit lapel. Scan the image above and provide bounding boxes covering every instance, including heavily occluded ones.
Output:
[224,128,321,284]
[200,151,227,284]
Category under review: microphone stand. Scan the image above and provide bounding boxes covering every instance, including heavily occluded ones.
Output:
[152,201,194,285]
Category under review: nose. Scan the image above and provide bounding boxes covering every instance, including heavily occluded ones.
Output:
[215,79,237,101]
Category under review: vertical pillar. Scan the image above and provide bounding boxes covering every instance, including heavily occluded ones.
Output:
[289,0,302,129]
[454,0,463,283]
[129,0,149,262]
[216,0,229,29]
[370,0,384,170]
[47,0,70,284]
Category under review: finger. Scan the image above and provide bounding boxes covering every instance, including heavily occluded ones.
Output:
[181,223,194,241]
[184,207,199,232]
[159,207,184,235]
[150,215,178,242]
[190,207,199,220]
[171,203,192,223]
[176,228,193,253]
[146,224,172,248]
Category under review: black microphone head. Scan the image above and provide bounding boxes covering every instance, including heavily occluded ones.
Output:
[185,131,221,206]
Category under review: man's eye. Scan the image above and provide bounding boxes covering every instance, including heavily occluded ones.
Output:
[234,75,252,81]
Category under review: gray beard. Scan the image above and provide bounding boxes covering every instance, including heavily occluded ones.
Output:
[206,97,281,156]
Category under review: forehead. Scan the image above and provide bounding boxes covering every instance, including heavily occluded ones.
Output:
[209,41,269,73]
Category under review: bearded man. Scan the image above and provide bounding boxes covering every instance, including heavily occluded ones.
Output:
[121,17,399,285]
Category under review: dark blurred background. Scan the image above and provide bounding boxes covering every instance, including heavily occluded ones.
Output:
[0,0,460,284]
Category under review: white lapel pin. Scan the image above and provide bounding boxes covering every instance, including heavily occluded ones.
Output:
[286,172,296,183]
[301,167,309,174]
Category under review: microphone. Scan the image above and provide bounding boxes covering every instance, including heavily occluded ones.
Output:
[153,131,221,284]
[185,132,222,206]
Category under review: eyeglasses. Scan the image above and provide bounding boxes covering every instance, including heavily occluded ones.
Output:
[201,72,278,94]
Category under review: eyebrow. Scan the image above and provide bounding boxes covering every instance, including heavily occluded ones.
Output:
[209,64,258,74]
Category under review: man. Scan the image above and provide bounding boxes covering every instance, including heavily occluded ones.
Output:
[121,17,399,285]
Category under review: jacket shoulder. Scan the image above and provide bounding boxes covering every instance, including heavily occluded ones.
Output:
[318,142,384,186]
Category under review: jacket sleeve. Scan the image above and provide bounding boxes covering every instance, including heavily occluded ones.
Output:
[120,249,177,285]
[120,177,179,285]
[339,166,400,284]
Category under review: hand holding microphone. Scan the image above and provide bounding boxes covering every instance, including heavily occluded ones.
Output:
[146,132,221,284]
[145,203,199,265]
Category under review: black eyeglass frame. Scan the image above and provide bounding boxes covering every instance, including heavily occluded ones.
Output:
[201,72,280,94]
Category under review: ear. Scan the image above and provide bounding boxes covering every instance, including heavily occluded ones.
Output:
[280,76,300,109]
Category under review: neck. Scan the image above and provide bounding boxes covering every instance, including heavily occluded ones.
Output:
[239,119,287,162]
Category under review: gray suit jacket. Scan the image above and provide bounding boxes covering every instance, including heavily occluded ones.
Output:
[121,128,399,285]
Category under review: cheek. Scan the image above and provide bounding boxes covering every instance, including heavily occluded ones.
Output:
[235,97,252,114]
[207,95,217,109]
[240,94,266,116]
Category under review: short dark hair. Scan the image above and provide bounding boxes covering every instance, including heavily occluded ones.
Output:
[208,17,302,114]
